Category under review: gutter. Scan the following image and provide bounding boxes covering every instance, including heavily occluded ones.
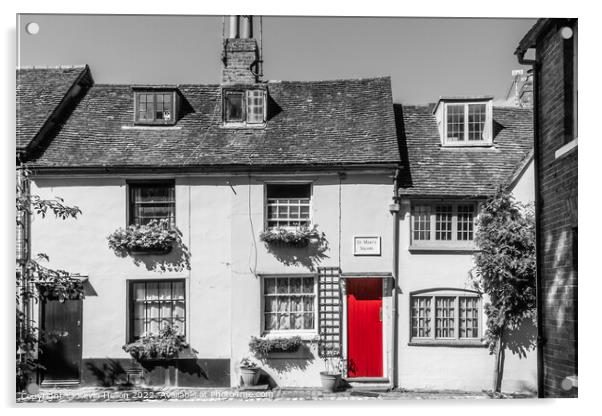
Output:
[517,44,544,399]
[389,168,401,390]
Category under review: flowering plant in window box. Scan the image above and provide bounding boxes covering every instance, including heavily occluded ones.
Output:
[122,324,188,361]
[259,225,323,248]
[248,336,303,358]
[108,219,177,256]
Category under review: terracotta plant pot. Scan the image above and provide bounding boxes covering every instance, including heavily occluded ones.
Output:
[319,371,341,392]
[240,367,259,387]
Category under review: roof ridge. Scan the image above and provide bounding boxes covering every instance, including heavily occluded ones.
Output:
[17,64,87,70]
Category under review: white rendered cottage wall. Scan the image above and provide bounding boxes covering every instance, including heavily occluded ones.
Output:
[396,194,537,392]
[227,173,395,387]
[29,172,396,388]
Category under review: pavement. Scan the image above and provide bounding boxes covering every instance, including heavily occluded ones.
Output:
[16,386,535,403]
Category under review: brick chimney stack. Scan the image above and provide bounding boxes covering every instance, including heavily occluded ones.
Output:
[222,15,260,84]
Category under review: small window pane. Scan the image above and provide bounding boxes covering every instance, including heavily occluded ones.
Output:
[468,104,487,141]
[460,297,479,338]
[435,205,453,240]
[412,205,431,241]
[264,278,276,294]
[225,92,244,122]
[457,204,475,241]
[411,296,432,338]
[435,297,455,338]
[446,104,465,141]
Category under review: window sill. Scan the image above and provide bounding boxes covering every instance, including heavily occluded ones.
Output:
[440,142,494,148]
[409,243,478,253]
[122,125,181,130]
[220,123,266,129]
[408,339,486,348]
[260,332,318,342]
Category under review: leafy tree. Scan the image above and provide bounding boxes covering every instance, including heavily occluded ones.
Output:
[471,188,536,393]
[16,167,84,391]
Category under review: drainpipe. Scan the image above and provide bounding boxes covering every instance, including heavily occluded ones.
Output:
[518,49,544,398]
[389,169,401,390]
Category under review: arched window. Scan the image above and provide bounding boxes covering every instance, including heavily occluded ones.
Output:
[409,288,484,346]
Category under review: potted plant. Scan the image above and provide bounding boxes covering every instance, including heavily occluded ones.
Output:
[248,336,303,358]
[108,218,178,256]
[319,349,343,392]
[239,357,260,387]
[259,225,323,248]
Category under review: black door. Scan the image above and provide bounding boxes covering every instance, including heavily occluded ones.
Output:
[40,299,82,384]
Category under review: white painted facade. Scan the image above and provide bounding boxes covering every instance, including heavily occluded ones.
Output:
[30,163,536,392]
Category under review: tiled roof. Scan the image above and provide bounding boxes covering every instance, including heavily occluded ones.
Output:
[396,104,533,198]
[27,77,400,169]
[16,66,89,151]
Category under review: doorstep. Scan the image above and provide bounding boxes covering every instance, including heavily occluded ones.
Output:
[346,377,391,391]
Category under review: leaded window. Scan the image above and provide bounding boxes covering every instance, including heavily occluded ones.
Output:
[130,280,185,341]
[263,276,316,333]
[410,291,481,344]
[459,297,479,338]
[435,297,455,338]
[411,296,432,338]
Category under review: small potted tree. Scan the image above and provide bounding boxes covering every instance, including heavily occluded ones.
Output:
[239,357,260,387]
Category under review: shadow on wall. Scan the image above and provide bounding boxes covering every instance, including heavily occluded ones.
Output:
[264,235,329,271]
[253,344,315,388]
[504,315,537,359]
[85,359,130,387]
[125,228,191,273]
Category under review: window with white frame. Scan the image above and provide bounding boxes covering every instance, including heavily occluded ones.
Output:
[411,202,477,247]
[263,276,316,333]
[443,101,492,145]
[134,90,177,125]
[223,89,267,126]
[410,290,481,343]
[266,184,311,229]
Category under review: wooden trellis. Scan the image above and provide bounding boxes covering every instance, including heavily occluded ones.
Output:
[317,267,342,358]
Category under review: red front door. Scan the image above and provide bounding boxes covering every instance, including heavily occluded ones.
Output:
[346,278,383,378]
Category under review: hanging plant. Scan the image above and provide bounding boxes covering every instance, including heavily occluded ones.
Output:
[259,225,323,248]
[107,219,177,255]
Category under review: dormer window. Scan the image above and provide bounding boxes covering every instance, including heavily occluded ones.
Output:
[434,98,493,146]
[223,88,266,126]
[134,89,178,125]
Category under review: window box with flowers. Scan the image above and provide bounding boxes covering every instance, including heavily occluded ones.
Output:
[107,218,177,256]
[122,324,188,362]
[259,225,323,248]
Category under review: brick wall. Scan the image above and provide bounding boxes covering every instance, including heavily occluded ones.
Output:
[535,20,578,398]
[221,38,259,84]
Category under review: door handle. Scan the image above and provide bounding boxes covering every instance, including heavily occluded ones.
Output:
[379,307,382,322]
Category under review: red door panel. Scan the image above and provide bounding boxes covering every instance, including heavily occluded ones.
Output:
[346,278,383,378]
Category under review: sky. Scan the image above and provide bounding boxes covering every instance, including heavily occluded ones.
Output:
[17,14,537,105]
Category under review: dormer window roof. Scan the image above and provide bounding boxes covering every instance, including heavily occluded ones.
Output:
[433,97,493,146]
[133,87,178,125]
[222,87,267,127]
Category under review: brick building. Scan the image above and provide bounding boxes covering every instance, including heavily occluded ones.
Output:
[515,18,578,398]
